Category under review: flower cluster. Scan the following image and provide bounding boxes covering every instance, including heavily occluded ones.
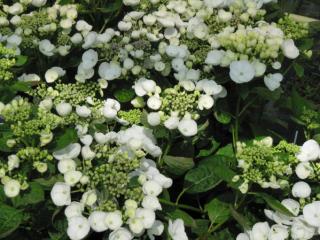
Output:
[234,137,300,193]
[237,140,320,240]
[50,125,172,240]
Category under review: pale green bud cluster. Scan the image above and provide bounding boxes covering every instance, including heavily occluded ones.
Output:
[160,85,200,118]
[0,44,16,81]
[118,109,142,125]
[278,15,309,40]
[11,108,61,138]
[235,139,300,190]
[1,98,32,122]
[17,147,53,173]
[218,26,283,63]
[33,82,101,106]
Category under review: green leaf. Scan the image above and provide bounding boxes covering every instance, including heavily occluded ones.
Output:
[164,155,194,176]
[254,87,282,101]
[12,182,44,207]
[184,163,222,194]
[293,63,304,78]
[215,144,235,158]
[166,209,196,228]
[114,88,135,103]
[0,203,23,238]
[191,219,210,236]
[205,198,230,224]
[230,206,251,231]
[52,129,78,151]
[11,81,31,92]
[197,139,220,158]
[214,111,232,124]
[254,192,295,217]
[15,55,28,67]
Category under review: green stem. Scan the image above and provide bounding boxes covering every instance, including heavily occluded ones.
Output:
[159,199,203,213]
[175,188,188,205]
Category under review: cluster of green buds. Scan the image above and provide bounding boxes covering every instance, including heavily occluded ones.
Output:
[86,151,141,200]
[278,15,309,40]
[118,109,142,125]
[0,98,31,122]
[33,82,101,106]
[234,137,300,193]
[160,85,200,119]
[16,147,53,173]
[11,108,61,138]
[0,44,16,81]
[217,24,284,63]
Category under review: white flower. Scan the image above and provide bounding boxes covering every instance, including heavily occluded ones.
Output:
[71,33,83,44]
[4,179,20,198]
[89,211,108,232]
[82,31,97,49]
[143,15,157,26]
[142,195,162,210]
[128,218,144,234]
[205,50,225,66]
[39,39,55,56]
[282,198,300,216]
[143,180,163,197]
[7,155,19,171]
[67,216,90,240]
[147,220,164,240]
[32,0,47,7]
[204,0,225,8]
[81,190,97,206]
[250,222,270,240]
[80,134,93,146]
[65,202,84,219]
[98,62,122,81]
[103,99,121,119]
[56,102,72,116]
[303,201,320,227]
[18,73,40,82]
[81,145,96,160]
[133,78,157,97]
[253,61,267,77]
[198,95,214,110]
[147,112,161,126]
[178,115,197,137]
[282,39,299,59]
[168,219,188,240]
[295,162,313,180]
[147,96,162,110]
[60,18,73,29]
[58,159,76,174]
[51,182,71,206]
[296,140,320,162]
[135,208,156,229]
[105,211,123,230]
[268,224,289,240]
[76,20,93,32]
[218,9,232,22]
[236,233,250,240]
[292,181,311,198]
[164,114,180,130]
[82,49,98,69]
[123,0,140,6]
[64,170,83,186]
[109,228,133,240]
[153,173,173,188]
[291,217,315,240]
[76,105,91,118]
[118,21,132,31]
[264,73,283,91]
[45,67,66,83]
[53,143,81,161]
[8,3,23,15]
[229,60,255,84]
[7,34,22,47]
